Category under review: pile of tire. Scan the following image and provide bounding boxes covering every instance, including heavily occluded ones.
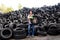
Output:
[0,3,60,39]
[13,27,27,39]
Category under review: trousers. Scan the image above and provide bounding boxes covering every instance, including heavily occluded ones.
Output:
[28,24,34,36]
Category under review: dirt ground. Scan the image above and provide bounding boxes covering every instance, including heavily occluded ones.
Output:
[10,35,60,40]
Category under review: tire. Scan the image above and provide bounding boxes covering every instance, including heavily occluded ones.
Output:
[37,29,47,36]
[13,27,27,39]
[1,28,12,39]
[36,27,47,36]
[14,33,26,39]
[18,24,28,28]
[47,27,58,35]
[38,31,47,36]
[47,23,58,35]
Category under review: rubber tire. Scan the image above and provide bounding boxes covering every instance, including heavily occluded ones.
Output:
[13,27,27,39]
[1,28,12,39]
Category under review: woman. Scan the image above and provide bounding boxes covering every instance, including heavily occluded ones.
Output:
[27,10,34,37]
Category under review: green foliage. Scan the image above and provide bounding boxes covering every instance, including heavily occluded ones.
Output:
[0,3,22,13]
[18,3,22,9]
[0,4,14,13]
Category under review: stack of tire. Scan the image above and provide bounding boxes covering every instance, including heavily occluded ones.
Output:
[47,23,59,35]
[35,26,47,36]
[13,27,27,39]
[0,23,27,39]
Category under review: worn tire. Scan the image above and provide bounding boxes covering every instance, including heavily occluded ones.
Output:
[13,27,27,39]
[47,27,58,35]
[1,28,12,39]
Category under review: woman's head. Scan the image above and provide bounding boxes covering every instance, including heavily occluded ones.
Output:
[30,11,32,14]
[29,9,33,15]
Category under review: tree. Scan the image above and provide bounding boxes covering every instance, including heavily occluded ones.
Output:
[4,7,14,13]
[18,3,22,9]
[0,3,22,13]
[0,4,14,13]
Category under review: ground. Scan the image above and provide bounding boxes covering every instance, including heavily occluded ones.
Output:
[10,35,60,40]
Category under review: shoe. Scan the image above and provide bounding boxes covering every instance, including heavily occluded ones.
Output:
[31,35,34,37]
[27,36,30,38]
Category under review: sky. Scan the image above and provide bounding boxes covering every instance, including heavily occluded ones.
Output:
[0,0,60,10]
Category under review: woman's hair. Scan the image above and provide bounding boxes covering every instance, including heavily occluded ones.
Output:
[29,9,33,14]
